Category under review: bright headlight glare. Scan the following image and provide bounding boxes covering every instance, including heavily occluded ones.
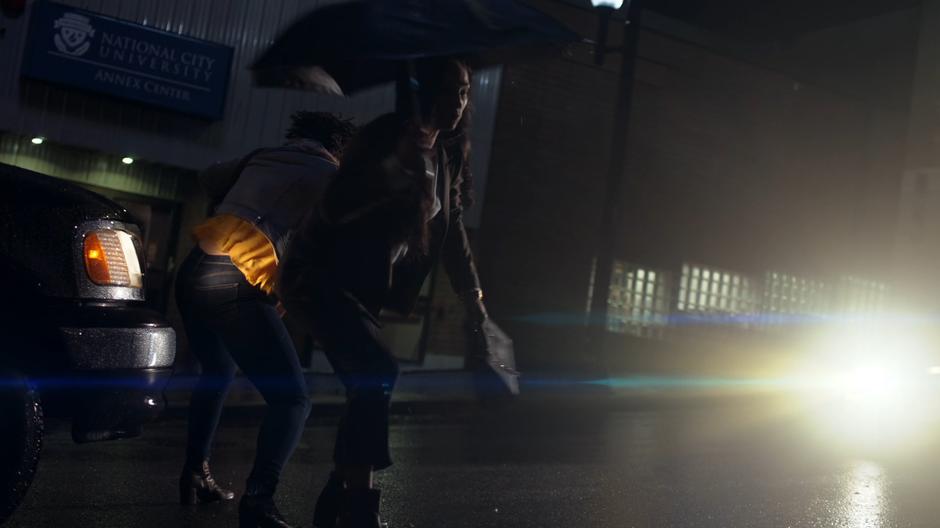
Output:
[832,364,903,403]
[786,321,938,449]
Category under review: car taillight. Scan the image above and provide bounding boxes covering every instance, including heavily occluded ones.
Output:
[83,230,143,288]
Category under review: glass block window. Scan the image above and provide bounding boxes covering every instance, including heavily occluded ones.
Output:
[678,263,758,316]
[837,276,889,315]
[761,272,829,325]
[607,261,670,338]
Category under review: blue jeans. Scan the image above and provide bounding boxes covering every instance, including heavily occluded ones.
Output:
[176,248,310,495]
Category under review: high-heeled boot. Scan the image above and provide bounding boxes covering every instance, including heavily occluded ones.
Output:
[179,460,235,505]
[239,493,297,528]
[337,489,385,528]
[312,471,344,528]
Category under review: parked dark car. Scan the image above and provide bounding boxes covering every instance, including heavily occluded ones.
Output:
[0,163,176,524]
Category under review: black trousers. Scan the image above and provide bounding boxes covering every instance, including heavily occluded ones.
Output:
[280,269,398,471]
[176,248,311,494]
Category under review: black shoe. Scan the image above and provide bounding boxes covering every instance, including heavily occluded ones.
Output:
[312,471,344,528]
[337,489,385,528]
[179,460,235,505]
[239,494,296,528]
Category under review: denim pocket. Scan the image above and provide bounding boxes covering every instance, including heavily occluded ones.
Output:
[192,282,240,306]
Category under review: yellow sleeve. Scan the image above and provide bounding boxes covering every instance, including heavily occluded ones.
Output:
[192,215,279,295]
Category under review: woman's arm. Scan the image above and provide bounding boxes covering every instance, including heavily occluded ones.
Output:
[441,198,486,324]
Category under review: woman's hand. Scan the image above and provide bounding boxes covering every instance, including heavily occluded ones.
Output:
[382,121,435,197]
[396,120,437,169]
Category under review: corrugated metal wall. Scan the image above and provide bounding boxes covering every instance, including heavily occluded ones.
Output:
[0,0,500,220]
[1,0,395,169]
[0,132,184,199]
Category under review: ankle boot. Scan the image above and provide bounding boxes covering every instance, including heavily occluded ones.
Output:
[179,460,235,505]
[337,489,385,528]
[312,471,344,528]
[239,494,296,528]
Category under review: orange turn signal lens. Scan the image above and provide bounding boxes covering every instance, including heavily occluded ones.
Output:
[82,230,143,287]
[83,232,111,285]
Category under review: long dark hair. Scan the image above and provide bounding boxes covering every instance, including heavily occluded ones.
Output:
[397,58,475,210]
[328,58,474,254]
[440,115,474,211]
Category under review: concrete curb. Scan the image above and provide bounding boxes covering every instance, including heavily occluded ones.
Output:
[161,369,776,421]
[163,370,480,413]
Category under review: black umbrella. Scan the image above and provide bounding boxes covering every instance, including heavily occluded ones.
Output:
[254,0,562,398]
[251,0,581,94]
[473,319,520,397]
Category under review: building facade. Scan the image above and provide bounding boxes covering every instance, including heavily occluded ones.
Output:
[3,0,925,380]
[0,0,501,371]
[478,0,916,377]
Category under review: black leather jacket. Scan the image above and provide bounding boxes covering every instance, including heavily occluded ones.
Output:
[278,113,481,317]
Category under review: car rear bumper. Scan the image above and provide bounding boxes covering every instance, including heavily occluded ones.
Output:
[44,303,177,442]
[52,303,176,370]
[58,326,175,369]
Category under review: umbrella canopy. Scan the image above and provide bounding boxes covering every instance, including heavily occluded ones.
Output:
[252,0,581,94]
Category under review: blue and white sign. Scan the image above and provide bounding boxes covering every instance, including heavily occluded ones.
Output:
[22,2,234,120]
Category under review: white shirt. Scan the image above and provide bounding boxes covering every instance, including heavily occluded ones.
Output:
[391,152,442,264]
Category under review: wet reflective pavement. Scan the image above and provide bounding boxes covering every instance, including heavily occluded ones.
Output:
[7,397,940,527]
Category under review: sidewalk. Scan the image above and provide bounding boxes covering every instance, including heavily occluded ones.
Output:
[162,365,776,420]
[165,369,475,404]
[164,351,483,413]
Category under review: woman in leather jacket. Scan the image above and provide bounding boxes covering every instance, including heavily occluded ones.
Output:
[277,59,488,528]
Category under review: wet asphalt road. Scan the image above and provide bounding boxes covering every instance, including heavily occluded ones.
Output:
[7,396,940,528]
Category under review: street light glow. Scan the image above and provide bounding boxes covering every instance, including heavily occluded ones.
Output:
[122,157,134,165]
[591,0,625,8]
[30,136,44,145]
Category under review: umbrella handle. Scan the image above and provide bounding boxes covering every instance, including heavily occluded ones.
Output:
[396,60,424,123]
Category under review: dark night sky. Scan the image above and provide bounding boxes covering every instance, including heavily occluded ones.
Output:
[654,0,921,41]
[556,0,922,41]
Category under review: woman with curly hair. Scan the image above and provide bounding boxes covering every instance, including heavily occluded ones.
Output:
[176,112,356,528]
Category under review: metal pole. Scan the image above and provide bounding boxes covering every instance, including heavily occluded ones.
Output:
[587,1,642,355]
[594,7,612,66]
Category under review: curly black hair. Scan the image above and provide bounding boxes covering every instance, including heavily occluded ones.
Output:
[285,111,358,159]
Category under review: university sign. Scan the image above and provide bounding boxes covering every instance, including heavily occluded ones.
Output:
[22,2,234,120]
